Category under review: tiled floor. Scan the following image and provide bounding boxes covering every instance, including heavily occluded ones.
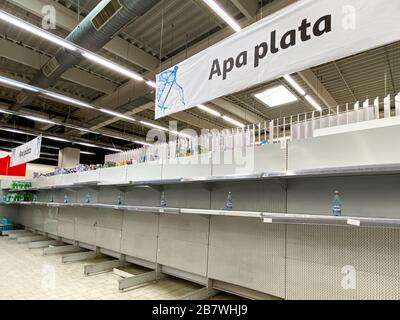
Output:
[0,236,205,300]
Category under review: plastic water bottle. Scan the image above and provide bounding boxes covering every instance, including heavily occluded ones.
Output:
[49,195,54,203]
[332,190,342,216]
[85,193,91,204]
[117,192,124,206]
[33,194,38,202]
[64,195,69,204]
[160,192,167,208]
[225,192,233,211]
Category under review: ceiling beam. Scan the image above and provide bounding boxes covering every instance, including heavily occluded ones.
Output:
[298,69,339,109]
[0,38,117,94]
[6,0,160,71]
[231,0,258,20]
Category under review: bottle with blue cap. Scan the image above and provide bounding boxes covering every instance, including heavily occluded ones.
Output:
[225,192,233,211]
[117,192,124,206]
[160,191,167,208]
[85,193,91,204]
[332,190,342,216]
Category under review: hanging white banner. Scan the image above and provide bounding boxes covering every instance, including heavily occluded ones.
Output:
[155,0,400,119]
[10,135,42,167]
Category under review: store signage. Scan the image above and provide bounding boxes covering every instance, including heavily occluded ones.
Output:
[10,135,42,167]
[155,0,400,119]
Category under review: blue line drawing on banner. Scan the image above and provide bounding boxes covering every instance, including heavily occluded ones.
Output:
[156,66,185,115]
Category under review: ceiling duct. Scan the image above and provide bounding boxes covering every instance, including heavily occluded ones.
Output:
[11,0,160,110]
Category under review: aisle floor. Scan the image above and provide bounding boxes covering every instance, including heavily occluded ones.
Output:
[0,236,205,300]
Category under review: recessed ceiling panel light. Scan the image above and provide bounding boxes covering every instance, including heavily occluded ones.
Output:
[254,85,298,108]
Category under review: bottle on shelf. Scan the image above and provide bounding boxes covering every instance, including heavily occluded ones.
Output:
[225,192,233,211]
[33,194,38,202]
[117,192,124,206]
[49,195,54,203]
[160,191,167,208]
[85,193,91,204]
[332,190,342,217]
[64,195,69,204]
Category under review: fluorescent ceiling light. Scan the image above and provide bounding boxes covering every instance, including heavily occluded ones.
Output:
[0,128,31,135]
[0,10,76,51]
[202,0,242,32]
[80,151,96,155]
[82,52,143,82]
[140,120,169,132]
[254,85,298,107]
[0,75,39,93]
[146,81,157,88]
[222,115,245,128]
[0,109,12,115]
[284,75,306,96]
[23,115,56,125]
[305,95,322,111]
[1,127,125,153]
[105,147,123,152]
[99,109,136,122]
[41,152,57,157]
[197,104,221,117]
[44,136,70,142]
[134,141,152,146]
[43,92,94,109]
[170,130,192,139]
[41,157,58,162]
[0,12,158,86]
[75,142,97,148]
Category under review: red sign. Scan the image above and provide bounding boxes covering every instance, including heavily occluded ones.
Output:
[0,152,26,176]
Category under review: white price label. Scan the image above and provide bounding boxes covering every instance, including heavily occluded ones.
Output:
[347,219,361,227]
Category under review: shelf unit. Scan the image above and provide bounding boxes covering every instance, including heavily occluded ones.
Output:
[6,200,400,228]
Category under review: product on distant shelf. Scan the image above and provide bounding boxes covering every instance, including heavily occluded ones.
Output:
[117,192,124,206]
[225,192,233,211]
[11,181,32,190]
[160,192,167,208]
[4,192,34,203]
[0,218,13,231]
[332,190,342,216]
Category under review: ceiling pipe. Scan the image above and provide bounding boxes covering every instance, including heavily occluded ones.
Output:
[11,0,160,110]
